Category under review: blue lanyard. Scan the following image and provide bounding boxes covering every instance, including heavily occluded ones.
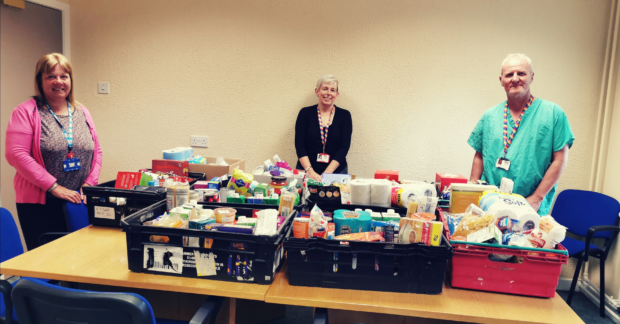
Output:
[45,101,73,152]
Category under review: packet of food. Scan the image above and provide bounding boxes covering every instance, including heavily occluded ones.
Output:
[335,232,385,242]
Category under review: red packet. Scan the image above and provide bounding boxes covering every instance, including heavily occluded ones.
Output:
[152,159,189,176]
[115,172,142,189]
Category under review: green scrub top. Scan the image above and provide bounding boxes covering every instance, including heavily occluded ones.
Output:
[468,98,575,215]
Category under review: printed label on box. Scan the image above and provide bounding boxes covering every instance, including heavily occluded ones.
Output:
[143,245,183,274]
[94,206,115,219]
[194,251,217,276]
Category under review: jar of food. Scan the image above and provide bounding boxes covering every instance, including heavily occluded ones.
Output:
[270,176,288,195]
[214,208,236,224]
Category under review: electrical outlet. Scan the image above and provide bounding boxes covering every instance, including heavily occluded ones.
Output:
[98,82,109,94]
[191,135,208,148]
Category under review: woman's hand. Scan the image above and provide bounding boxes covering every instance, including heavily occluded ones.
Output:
[51,184,82,204]
[308,169,322,182]
[80,183,90,204]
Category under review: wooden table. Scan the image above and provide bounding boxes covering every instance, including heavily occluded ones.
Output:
[265,262,585,324]
[0,226,269,300]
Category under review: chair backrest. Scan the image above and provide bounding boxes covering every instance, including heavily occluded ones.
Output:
[64,199,90,232]
[551,189,620,238]
[1,207,24,263]
[12,278,157,324]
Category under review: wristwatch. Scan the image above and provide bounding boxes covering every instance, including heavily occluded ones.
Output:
[48,182,58,192]
[304,166,312,172]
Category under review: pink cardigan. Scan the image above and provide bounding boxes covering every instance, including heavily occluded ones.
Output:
[5,98,103,204]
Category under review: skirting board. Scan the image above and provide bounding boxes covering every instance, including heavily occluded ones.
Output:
[557,278,580,292]
[580,282,620,324]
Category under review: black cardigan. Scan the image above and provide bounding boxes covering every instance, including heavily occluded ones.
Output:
[294,105,353,174]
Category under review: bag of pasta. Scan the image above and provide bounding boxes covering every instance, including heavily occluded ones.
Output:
[452,204,495,238]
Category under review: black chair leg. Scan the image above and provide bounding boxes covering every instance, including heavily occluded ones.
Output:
[600,259,606,318]
[567,254,584,305]
[314,308,328,324]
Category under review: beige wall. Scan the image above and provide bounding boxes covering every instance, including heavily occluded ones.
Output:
[587,48,620,298]
[1,0,613,277]
[1,1,63,248]
[65,0,608,184]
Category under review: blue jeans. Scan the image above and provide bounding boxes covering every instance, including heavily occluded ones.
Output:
[337,166,349,174]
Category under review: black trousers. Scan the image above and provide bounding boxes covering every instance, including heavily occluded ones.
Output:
[15,193,69,251]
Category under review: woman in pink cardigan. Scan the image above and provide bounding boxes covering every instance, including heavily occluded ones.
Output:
[5,53,102,250]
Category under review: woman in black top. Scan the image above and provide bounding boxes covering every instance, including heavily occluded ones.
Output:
[295,75,353,181]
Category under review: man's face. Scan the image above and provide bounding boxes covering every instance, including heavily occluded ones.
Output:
[500,57,534,97]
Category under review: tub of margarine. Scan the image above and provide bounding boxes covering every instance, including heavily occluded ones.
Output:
[214,207,236,224]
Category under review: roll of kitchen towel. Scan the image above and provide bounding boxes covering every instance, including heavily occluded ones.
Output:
[350,179,372,205]
[370,179,391,207]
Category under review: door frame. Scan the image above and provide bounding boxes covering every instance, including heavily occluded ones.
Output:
[27,0,70,58]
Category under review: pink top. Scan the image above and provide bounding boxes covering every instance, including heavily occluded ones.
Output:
[5,98,103,204]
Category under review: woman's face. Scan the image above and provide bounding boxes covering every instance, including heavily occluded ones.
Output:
[315,82,339,107]
[41,64,71,103]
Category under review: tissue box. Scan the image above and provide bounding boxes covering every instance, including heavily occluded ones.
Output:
[375,170,399,182]
[163,147,193,161]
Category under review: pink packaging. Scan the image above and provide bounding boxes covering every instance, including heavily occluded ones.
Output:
[193,181,210,189]
[276,161,292,171]
[277,216,285,229]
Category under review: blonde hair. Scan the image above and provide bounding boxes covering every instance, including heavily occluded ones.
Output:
[316,74,339,92]
[34,53,79,109]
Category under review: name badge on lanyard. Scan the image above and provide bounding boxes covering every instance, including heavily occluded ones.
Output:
[495,157,510,171]
[317,153,330,163]
[317,107,334,164]
[46,102,81,172]
[497,95,533,172]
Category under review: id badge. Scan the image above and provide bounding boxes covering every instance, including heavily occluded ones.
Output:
[317,153,330,163]
[63,158,82,172]
[495,157,510,171]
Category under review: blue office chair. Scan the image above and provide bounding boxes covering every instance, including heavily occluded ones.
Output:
[1,207,61,324]
[551,189,620,318]
[12,278,224,324]
[39,194,90,245]
[1,207,25,324]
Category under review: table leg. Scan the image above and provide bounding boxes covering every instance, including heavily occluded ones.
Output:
[229,298,236,324]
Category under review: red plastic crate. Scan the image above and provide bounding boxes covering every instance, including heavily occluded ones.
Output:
[450,243,568,297]
[436,208,569,298]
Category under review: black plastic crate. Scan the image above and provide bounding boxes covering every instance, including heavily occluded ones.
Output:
[121,200,295,284]
[284,205,453,294]
[83,172,205,228]
[301,200,407,215]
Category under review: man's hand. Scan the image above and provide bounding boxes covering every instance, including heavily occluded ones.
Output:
[526,194,543,212]
[51,185,82,204]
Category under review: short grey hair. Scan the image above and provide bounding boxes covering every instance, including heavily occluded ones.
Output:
[501,53,533,74]
[316,74,339,92]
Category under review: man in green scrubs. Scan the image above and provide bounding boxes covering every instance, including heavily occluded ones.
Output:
[468,54,575,215]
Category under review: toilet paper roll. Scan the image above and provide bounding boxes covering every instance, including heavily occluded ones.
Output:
[487,202,519,220]
[397,186,425,208]
[370,179,391,207]
[488,202,539,233]
[409,181,437,198]
[350,179,371,205]
[516,211,540,233]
